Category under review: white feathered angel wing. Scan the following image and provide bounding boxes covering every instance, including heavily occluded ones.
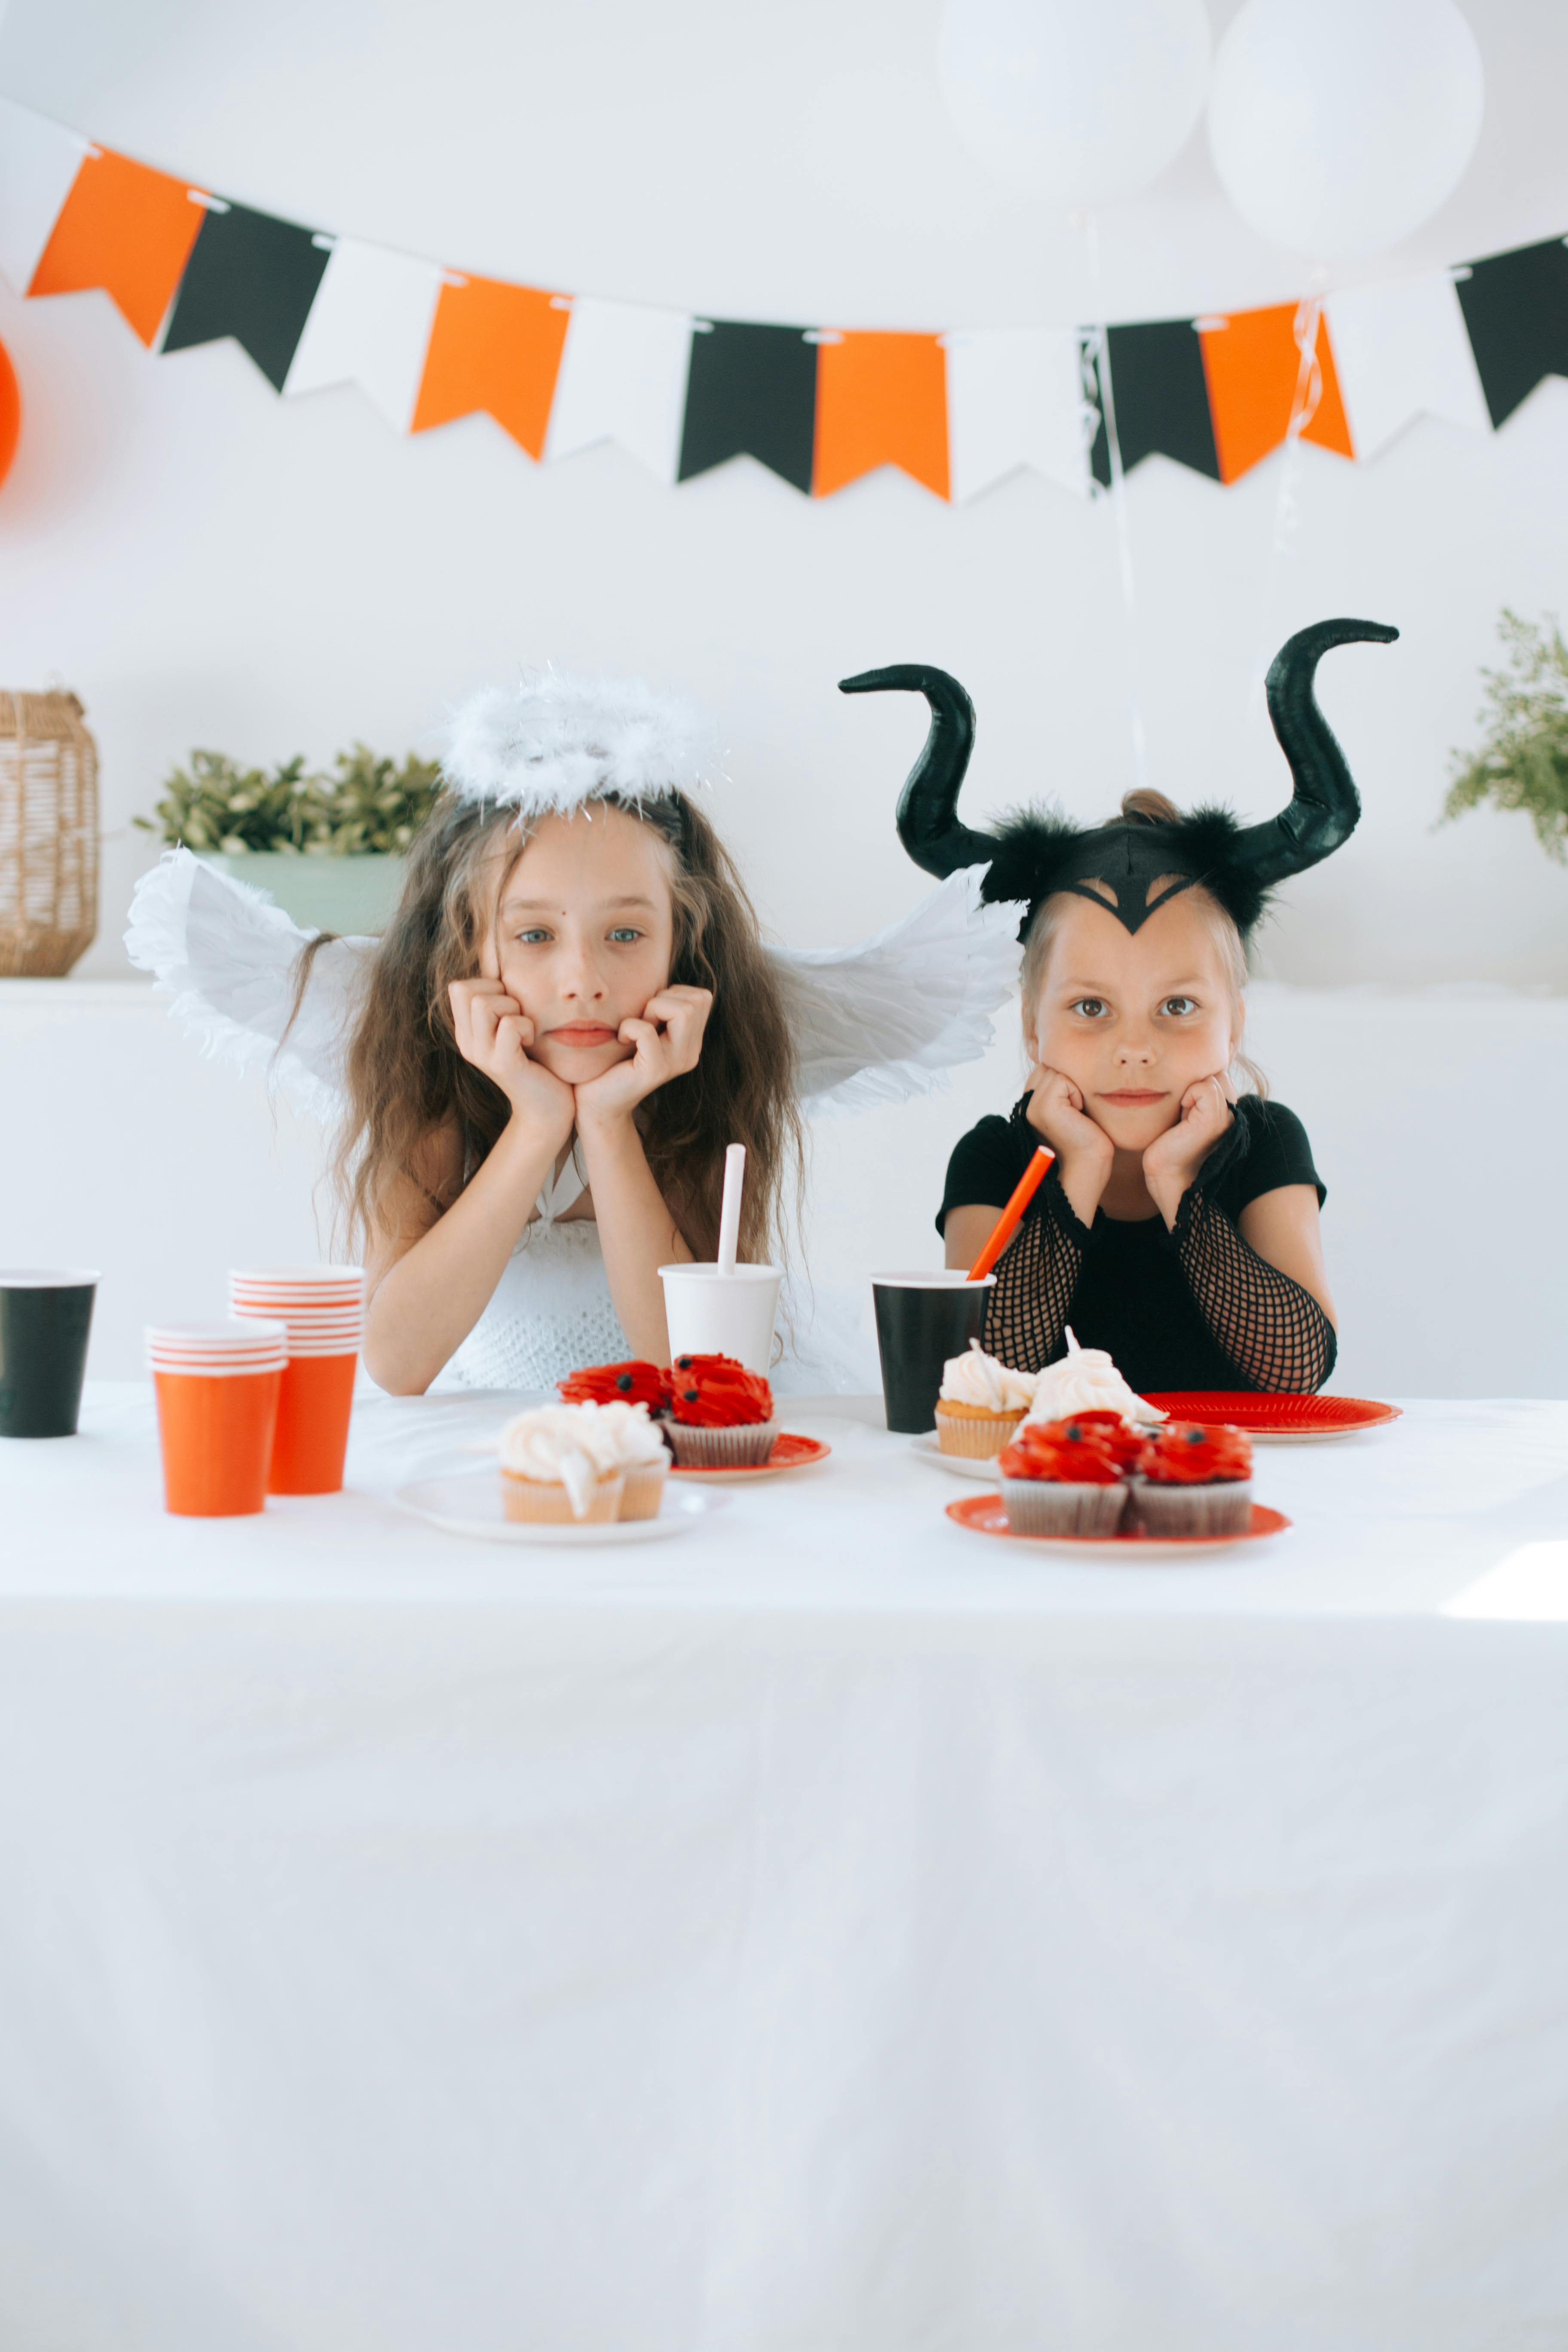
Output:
[766,865,1024,1112]
[124,847,374,1123]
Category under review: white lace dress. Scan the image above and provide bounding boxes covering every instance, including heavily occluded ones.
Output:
[434,1147,875,1397]
[436,1150,632,1392]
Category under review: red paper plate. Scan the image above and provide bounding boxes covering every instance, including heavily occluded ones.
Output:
[668,1432,831,1480]
[946,1491,1290,1553]
[1141,1392,1401,1439]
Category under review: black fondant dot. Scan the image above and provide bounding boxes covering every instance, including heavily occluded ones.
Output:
[616,1373,633,1392]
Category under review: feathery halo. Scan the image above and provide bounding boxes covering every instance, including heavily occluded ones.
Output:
[438,669,723,819]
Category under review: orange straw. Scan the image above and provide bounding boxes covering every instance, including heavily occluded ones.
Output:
[967,1146,1055,1281]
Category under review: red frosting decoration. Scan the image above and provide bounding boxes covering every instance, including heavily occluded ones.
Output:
[1140,1421,1253,1485]
[559,1360,670,1411]
[998,1416,1127,1485]
[1063,1409,1148,1474]
[666,1352,774,1427]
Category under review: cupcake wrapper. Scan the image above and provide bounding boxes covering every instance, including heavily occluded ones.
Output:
[1137,1480,1253,1537]
[501,1470,625,1525]
[1002,1479,1128,1537]
[665,1419,777,1468]
[935,1406,1027,1459]
[617,1463,669,1522]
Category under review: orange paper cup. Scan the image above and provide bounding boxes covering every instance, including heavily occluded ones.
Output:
[267,1350,358,1494]
[153,1366,282,1516]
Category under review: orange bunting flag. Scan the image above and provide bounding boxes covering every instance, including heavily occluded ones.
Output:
[812,330,949,500]
[29,147,205,347]
[1196,301,1354,485]
[410,272,570,457]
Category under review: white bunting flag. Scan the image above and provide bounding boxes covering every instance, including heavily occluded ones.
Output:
[545,297,695,484]
[282,236,445,433]
[1324,273,1491,462]
[0,100,89,297]
[943,328,1095,504]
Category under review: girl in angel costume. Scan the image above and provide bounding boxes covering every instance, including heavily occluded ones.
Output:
[127,671,1022,1394]
[840,618,1397,1395]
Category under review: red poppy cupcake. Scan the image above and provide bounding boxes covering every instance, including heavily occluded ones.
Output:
[559,1360,671,1413]
[664,1353,777,1467]
[996,1415,1130,1536]
[1137,1422,1253,1536]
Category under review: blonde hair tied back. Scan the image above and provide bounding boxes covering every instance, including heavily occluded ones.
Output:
[1020,788,1268,1099]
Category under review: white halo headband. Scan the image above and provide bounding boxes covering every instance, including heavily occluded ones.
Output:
[438,670,723,820]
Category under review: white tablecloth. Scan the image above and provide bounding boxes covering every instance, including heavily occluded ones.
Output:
[3,1386,1567,2350]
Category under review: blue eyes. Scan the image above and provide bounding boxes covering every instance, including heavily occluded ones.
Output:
[1068,995,1199,1018]
[511,928,644,947]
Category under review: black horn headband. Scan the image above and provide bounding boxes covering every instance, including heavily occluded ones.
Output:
[840,618,1398,939]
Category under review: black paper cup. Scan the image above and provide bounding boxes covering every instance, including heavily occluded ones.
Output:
[0,1270,98,1439]
[871,1271,995,1434]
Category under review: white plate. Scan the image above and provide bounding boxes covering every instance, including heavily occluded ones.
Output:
[394,1471,718,1545]
[910,1431,1004,1481]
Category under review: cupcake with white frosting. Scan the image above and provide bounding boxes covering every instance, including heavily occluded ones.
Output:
[1024,1328,1166,1433]
[935,1341,1038,1458]
[498,1404,625,1525]
[588,1400,671,1521]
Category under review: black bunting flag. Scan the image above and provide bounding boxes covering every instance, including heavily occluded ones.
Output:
[677,321,818,493]
[1090,319,1220,487]
[1455,237,1568,429]
[162,200,332,392]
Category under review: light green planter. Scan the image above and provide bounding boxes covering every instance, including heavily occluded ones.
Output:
[200,851,407,936]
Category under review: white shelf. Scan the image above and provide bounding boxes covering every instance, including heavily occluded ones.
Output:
[0,978,159,1006]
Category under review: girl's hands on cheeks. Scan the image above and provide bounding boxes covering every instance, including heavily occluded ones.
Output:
[1024,1064,1114,1226]
[448,979,575,1147]
[574,986,713,1132]
[1142,1072,1235,1224]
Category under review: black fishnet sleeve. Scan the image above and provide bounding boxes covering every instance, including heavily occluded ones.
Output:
[980,1171,1091,1375]
[1172,1185,1337,1392]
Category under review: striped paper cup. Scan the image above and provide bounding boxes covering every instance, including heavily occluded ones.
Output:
[147,1321,287,1515]
[228,1273,364,1495]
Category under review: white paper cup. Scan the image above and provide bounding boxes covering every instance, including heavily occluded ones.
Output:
[658,1264,782,1375]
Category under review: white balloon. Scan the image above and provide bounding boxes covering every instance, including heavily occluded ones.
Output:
[937,0,1211,210]
[1208,0,1485,261]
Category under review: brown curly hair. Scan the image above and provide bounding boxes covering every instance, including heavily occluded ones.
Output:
[302,790,802,1266]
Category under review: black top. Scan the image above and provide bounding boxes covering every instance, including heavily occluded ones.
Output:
[938,1093,1329,1394]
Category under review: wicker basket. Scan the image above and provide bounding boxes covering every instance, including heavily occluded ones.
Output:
[0,692,99,976]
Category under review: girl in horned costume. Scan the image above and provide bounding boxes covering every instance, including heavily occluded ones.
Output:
[841,619,1398,1395]
[127,671,1021,1394]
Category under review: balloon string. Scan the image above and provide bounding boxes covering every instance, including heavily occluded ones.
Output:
[1246,277,1327,720]
[1081,212,1149,793]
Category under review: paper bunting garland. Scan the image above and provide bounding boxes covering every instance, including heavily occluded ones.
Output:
[162,200,331,391]
[677,321,818,490]
[283,238,444,432]
[410,272,569,457]
[4,99,1568,508]
[1454,237,1568,430]
[29,147,203,346]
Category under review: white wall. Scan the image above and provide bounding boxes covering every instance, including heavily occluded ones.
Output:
[0,0,1565,989]
[1,0,1565,1398]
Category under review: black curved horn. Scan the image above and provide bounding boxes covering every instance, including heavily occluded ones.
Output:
[1236,618,1400,888]
[839,664,994,879]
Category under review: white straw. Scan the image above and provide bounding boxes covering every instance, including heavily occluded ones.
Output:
[717,1143,746,1274]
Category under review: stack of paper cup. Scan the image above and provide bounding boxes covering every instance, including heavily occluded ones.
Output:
[229,1265,367,1494]
[146,1319,288,1516]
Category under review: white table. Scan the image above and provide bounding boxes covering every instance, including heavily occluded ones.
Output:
[3,1385,1567,2351]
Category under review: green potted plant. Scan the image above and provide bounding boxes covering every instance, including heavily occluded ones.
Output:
[1442,609,1568,861]
[135,743,443,933]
